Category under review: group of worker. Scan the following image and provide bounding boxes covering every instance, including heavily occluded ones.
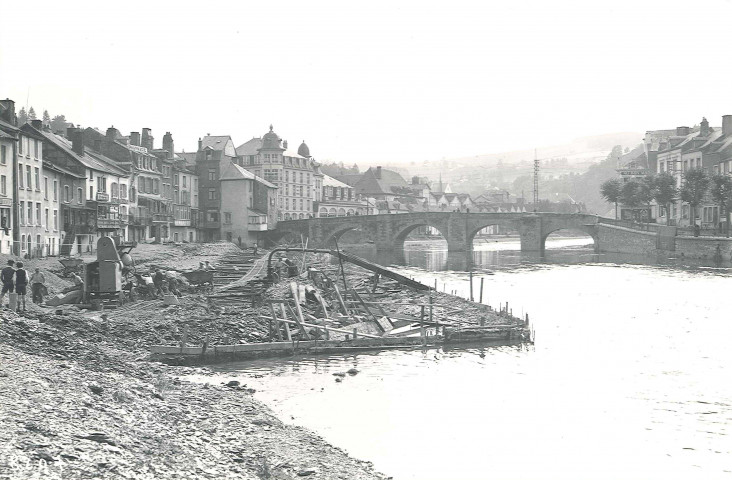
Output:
[0,259,47,311]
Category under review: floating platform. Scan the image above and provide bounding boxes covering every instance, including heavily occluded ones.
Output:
[150,325,531,365]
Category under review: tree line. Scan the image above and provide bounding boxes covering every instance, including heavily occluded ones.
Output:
[16,107,70,133]
[600,169,732,232]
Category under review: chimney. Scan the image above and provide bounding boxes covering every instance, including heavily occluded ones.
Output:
[700,117,709,137]
[723,115,732,137]
[141,128,153,150]
[0,99,16,125]
[283,139,288,150]
[106,126,120,141]
[375,166,382,179]
[412,176,419,185]
[31,119,43,131]
[70,129,84,156]
[130,131,141,146]
[676,126,690,136]
[198,137,203,151]
[162,132,174,159]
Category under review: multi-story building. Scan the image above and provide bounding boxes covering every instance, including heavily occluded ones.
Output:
[195,135,237,241]
[655,119,721,226]
[82,126,166,242]
[315,174,369,217]
[0,99,16,254]
[237,126,322,220]
[219,163,277,245]
[31,123,131,254]
[170,158,199,243]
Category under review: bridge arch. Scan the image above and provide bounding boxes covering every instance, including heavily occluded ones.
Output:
[541,226,599,253]
[393,222,448,253]
[323,223,377,247]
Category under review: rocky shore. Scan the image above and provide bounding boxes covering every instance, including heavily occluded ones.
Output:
[0,242,523,479]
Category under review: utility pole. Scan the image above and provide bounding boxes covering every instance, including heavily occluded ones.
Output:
[533,148,539,212]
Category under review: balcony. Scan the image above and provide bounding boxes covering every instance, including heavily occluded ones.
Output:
[152,213,174,223]
[174,219,191,227]
[97,217,121,229]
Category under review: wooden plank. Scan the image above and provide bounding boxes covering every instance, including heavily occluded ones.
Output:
[350,289,378,322]
[259,315,381,339]
[268,302,283,341]
[279,303,292,341]
[375,316,393,333]
[288,283,312,340]
[332,283,348,315]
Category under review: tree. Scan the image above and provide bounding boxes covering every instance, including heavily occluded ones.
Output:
[680,168,711,229]
[710,173,732,235]
[652,172,678,225]
[620,180,646,220]
[17,107,27,125]
[600,178,622,219]
[50,115,67,134]
[42,110,51,126]
[351,163,359,173]
[28,107,36,120]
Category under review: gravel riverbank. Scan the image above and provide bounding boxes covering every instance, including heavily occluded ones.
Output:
[0,242,522,479]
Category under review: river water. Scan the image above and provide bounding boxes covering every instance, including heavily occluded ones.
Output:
[210,237,732,479]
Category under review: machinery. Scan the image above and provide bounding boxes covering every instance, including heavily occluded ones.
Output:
[82,236,135,307]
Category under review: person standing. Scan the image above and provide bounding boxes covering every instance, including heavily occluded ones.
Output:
[0,260,15,308]
[14,262,28,312]
[153,269,164,298]
[30,268,46,305]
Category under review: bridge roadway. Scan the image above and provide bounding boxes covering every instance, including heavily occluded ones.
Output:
[270,212,600,257]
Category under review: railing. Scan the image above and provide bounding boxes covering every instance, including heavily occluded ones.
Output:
[597,217,662,233]
[676,226,730,238]
[152,213,174,223]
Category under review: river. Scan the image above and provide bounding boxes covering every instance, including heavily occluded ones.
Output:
[209,237,732,479]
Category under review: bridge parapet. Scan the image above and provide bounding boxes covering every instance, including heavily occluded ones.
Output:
[271,212,600,254]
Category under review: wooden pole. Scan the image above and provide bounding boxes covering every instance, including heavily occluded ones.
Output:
[479,277,484,303]
[333,283,348,315]
[469,269,474,301]
[288,282,311,340]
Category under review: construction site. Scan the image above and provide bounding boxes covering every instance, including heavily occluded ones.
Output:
[0,240,531,479]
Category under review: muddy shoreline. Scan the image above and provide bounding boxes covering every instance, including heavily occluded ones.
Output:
[0,242,526,479]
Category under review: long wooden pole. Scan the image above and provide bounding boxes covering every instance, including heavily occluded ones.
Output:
[479,277,484,303]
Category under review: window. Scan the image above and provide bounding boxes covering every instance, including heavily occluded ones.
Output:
[19,201,24,224]
[43,177,48,199]
[63,185,70,202]
[182,176,187,187]
[27,203,33,225]
[97,176,107,192]
[34,139,39,158]
[224,212,232,224]
[208,188,216,200]
[89,186,93,199]
[130,187,136,202]
[153,179,159,194]
[53,180,58,201]
[44,209,49,229]
[36,203,41,225]
[208,169,216,181]
[120,184,127,199]
[18,164,23,188]
[0,145,6,164]
[0,175,5,196]
[18,136,23,155]
[34,168,40,190]
[26,166,31,189]
[111,182,119,198]
[53,210,58,230]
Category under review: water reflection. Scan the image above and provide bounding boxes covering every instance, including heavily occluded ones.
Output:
[339,237,732,272]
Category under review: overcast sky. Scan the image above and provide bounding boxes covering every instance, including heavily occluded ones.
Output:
[1,0,731,165]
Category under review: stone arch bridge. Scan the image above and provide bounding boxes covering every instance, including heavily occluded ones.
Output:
[269,212,599,255]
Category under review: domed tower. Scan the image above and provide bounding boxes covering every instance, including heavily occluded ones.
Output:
[298,140,311,158]
[261,124,284,151]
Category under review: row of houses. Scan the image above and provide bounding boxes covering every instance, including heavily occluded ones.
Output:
[617,115,732,228]
[0,99,200,257]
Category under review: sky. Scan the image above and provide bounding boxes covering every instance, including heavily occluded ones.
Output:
[2,0,732,166]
